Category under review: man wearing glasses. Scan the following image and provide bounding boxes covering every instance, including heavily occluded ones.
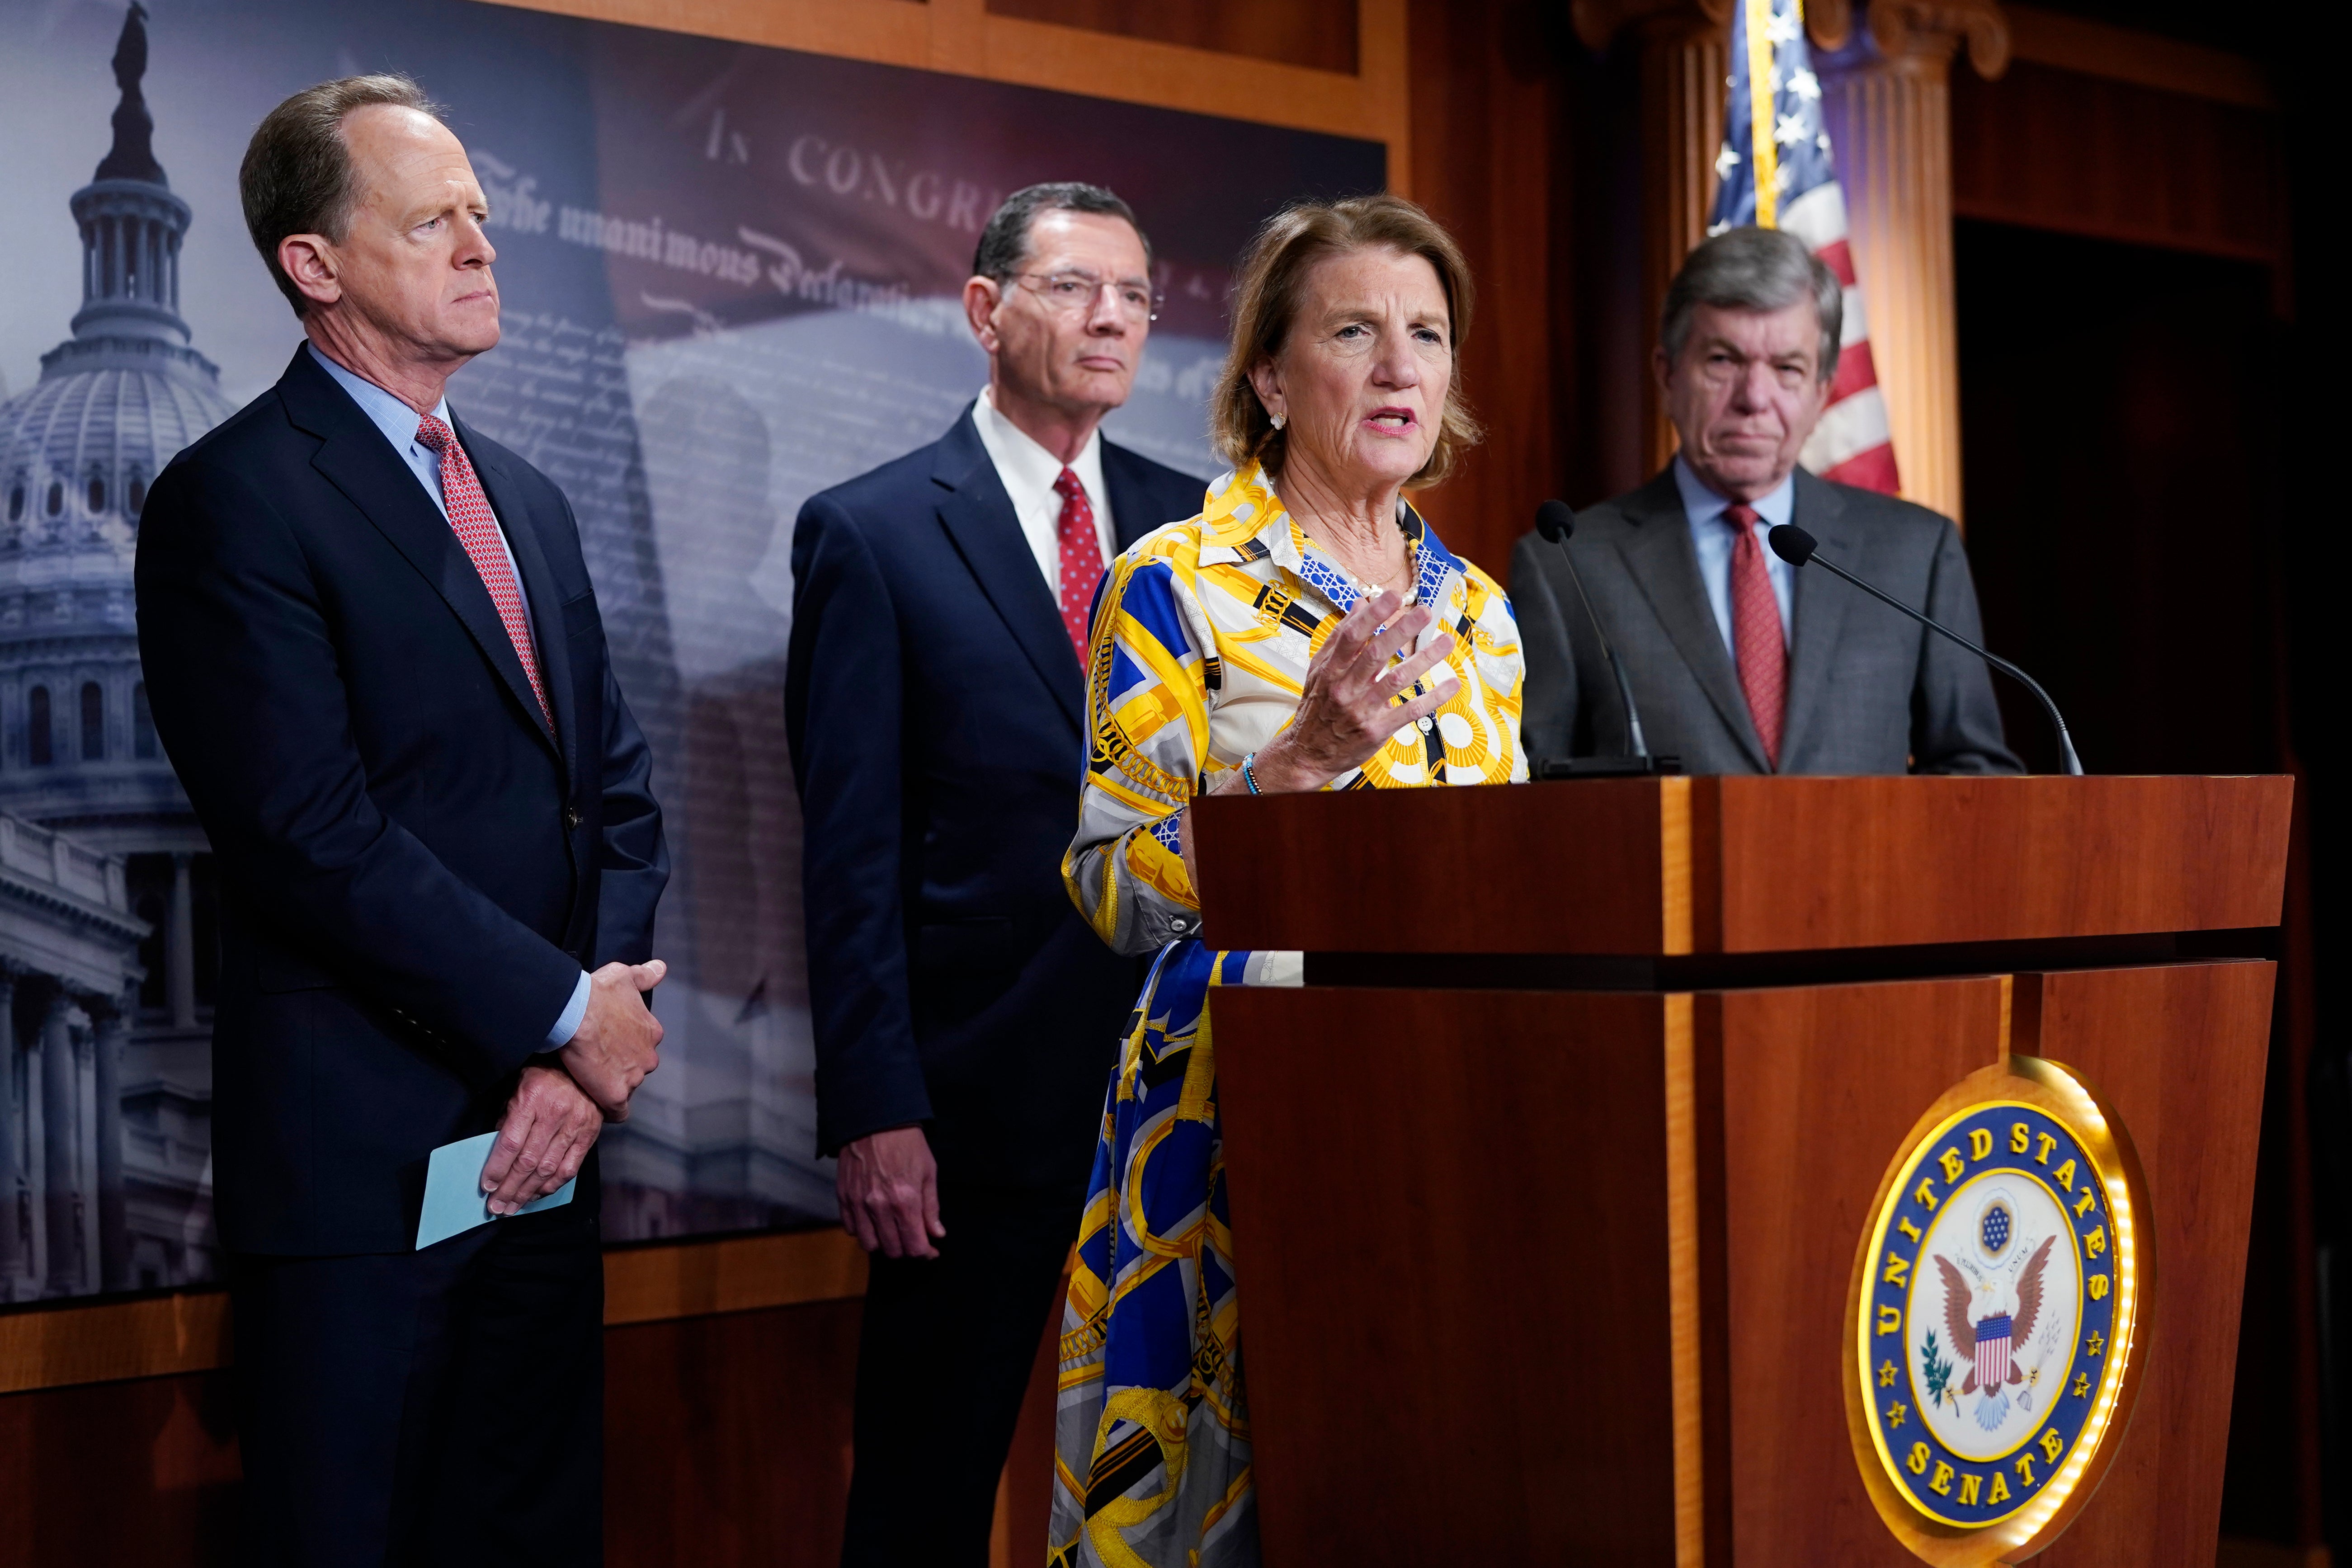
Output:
[786,183,1204,1563]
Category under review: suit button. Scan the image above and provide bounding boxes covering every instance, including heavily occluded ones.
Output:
[564,805,583,831]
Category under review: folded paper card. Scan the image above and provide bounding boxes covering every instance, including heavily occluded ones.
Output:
[415,1130,577,1250]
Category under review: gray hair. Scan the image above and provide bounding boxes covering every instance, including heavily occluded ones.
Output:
[1661,226,1843,382]
[240,74,443,318]
[971,181,1153,283]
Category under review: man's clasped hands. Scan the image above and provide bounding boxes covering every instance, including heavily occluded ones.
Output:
[479,959,668,1215]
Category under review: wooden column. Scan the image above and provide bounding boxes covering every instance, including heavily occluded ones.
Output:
[1817,0,2007,523]
[1574,0,1728,473]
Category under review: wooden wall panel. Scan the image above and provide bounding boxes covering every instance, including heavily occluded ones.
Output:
[1951,61,2287,267]
[1402,0,1566,580]
[0,1297,870,1568]
[985,0,1359,75]
[490,0,1409,170]
[0,1369,239,1568]
[603,1300,864,1567]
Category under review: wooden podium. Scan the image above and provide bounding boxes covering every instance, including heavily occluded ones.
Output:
[1192,776,2291,1567]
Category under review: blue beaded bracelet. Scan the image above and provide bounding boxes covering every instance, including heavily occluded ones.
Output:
[1241,752,1263,795]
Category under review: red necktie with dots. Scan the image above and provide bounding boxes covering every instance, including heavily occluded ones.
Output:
[1052,466,1106,665]
[414,413,554,733]
[1723,502,1786,770]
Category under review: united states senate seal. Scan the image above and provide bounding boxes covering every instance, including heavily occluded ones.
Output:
[1843,1055,2151,1566]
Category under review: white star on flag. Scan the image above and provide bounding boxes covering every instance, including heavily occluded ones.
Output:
[1776,111,1811,148]
[1788,67,1821,100]
[1715,144,1743,181]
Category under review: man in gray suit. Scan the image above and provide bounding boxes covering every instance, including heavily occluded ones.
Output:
[1513,227,2019,775]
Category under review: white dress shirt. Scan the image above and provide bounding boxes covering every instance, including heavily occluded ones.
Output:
[969,386,1117,589]
[309,342,590,1049]
[1673,454,1797,654]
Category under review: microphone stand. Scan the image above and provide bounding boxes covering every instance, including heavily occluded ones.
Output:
[1532,500,1682,779]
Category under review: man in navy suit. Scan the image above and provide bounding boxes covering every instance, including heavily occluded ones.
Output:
[136,77,665,1564]
[787,183,1205,1563]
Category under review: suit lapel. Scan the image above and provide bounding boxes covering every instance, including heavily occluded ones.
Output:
[1102,442,1183,552]
[930,410,1087,732]
[279,349,560,764]
[462,419,575,781]
[1617,470,1772,771]
[1778,470,1858,768]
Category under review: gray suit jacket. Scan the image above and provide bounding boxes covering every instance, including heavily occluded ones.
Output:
[1510,467,2021,775]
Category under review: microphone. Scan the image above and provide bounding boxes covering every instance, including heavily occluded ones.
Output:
[1766,523,2083,775]
[1536,499,1649,761]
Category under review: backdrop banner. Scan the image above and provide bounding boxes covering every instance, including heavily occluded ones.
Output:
[0,0,1381,1301]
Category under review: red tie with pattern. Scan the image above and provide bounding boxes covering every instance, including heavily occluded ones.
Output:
[1052,466,1106,665]
[414,413,554,733]
[1723,502,1786,769]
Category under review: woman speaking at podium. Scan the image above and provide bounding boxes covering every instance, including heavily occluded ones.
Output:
[1051,194,1527,1566]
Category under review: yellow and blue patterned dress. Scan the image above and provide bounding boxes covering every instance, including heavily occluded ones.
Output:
[1051,465,1527,1566]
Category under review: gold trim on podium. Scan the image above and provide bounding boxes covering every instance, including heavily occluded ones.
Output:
[1664,992,1704,1565]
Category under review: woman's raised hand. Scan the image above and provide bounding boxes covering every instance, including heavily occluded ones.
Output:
[1251,589,1460,792]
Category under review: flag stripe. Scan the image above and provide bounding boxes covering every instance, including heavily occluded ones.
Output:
[1800,383,1890,471]
[1821,443,1900,493]
[1709,0,1902,498]
[1826,336,1877,404]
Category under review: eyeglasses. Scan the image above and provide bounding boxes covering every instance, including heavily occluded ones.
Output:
[1004,270,1161,323]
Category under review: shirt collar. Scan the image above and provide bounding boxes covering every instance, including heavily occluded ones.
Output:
[1197,464,1466,617]
[308,340,450,454]
[1672,452,1796,531]
[973,384,1105,503]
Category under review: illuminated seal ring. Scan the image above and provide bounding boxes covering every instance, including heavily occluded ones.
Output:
[1843,1055,2152,1566]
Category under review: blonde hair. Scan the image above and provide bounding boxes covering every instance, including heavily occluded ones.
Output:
[1208,193,1482,489]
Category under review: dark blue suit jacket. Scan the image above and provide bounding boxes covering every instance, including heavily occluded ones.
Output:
[135,345,667,1256]
[786,408,1205,1189]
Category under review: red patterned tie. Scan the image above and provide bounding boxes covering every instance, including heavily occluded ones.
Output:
[414,413,554,733]
[1052,466,1106,664]
[1723,502,1786,770]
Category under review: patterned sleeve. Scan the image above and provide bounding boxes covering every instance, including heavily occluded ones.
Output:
[1063,542,1218,957]
[1467,565,1534,783]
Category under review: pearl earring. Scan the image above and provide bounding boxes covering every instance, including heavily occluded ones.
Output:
[1269,413,1286,431]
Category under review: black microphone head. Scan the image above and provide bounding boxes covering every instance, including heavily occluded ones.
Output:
[1767,523,1818,565]
[1536,499,1575,544]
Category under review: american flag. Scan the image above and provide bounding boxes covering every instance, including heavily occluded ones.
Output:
[1974,1311,2014,1390]
[1708,0,1900,493]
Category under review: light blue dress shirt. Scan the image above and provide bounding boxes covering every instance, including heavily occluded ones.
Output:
[1673,455,1796,655]
[309,344,591,1049]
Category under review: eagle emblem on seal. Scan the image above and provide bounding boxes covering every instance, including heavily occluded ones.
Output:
[1934,1231,2057,1432]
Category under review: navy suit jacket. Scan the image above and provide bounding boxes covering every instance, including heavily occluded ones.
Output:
[135,345,667,1256]
[786,407,1205,1189]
